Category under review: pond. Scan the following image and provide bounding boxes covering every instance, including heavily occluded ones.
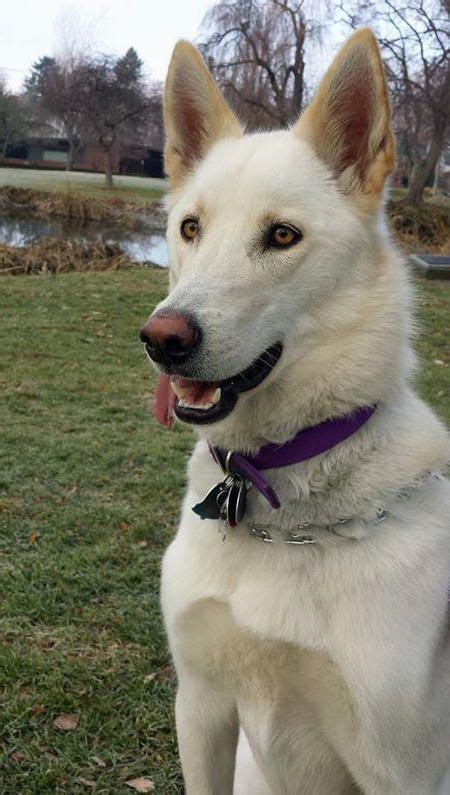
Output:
[0,214,169,268]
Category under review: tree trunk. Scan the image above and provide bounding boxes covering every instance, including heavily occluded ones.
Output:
[66,138,75,172]
[290,25,305,121]
[104,148,114,189]
[403,122,446,205]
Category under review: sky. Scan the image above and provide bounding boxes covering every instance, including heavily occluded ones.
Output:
[0,0,214,92]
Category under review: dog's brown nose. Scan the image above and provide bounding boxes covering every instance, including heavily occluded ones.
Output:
[140,312,201,365]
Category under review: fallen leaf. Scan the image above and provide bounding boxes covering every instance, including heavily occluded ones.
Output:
[76,778,95,788]
[29,531,39,544]
[125,778,155,793]
[433,359,445,365]
[137,540,148,549]
[143,673,156,684]
[53,713,79,731]
[91,755,106,768]
[158,665,174,680]
[10,750,25,764]
[30,704,45,716]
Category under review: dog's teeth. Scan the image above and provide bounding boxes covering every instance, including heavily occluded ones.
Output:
[177,398,214,411]
[211,388,221,405]
[171,381,185,399]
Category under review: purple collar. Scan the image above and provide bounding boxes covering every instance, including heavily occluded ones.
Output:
[210,405,376,510]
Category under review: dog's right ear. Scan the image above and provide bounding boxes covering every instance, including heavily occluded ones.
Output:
[164,41,242,186]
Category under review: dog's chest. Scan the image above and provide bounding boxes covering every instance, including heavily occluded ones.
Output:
[161,508,334,652]
[171,596,357,780]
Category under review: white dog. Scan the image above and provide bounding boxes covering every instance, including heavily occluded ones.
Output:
[140,29,450,794]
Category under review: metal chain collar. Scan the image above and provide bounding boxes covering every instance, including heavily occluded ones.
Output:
[245,471,442,546]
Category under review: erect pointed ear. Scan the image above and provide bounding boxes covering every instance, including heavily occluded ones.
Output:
[295,29,395,206]
[164,40,242,186]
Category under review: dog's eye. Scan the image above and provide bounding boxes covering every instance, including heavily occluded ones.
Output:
[268,224,302,249]
[181,217,199,241]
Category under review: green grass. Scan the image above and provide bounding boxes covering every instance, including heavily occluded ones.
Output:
[414,280,450,420]
[0,168,166,203]
[0,270,449,793]
[0,269,190,793]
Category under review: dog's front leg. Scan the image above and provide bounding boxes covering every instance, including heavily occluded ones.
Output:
[176,671,239,795]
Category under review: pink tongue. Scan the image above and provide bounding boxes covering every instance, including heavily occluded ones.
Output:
[153,375,218,427]
[153,374,175,427]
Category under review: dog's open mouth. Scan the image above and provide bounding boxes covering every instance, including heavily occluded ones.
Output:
[170,343,283,425]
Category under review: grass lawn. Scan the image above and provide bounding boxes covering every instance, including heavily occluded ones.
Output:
[0,168,167,203]
[0,270,449,793]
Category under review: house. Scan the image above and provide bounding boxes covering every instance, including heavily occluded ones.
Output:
[0,135,164,178]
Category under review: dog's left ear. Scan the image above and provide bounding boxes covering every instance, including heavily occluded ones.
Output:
[295,29,395,207]
[164,41,242,186]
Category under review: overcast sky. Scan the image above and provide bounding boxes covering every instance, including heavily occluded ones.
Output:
[0,0,213,92]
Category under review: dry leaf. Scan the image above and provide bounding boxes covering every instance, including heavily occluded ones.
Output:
[30,704,45,716]
[125,778,155,793]
[91,755,106,768]
[137,540,148,549]
[10,750,25,764]
[76,778,95,788]
[143,673,156,684]
[29,531,39,544]
[53,713,79,731]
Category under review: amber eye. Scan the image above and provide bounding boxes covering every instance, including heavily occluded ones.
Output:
[181,217,199,241]
[268,224,302,249]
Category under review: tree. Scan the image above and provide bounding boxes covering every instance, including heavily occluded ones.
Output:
[24,56,57,100]
[75,49,153,188]
[340,0,450,204]
[24,56,85,169]
[30,59,86,170]
[0,83,25,158]
[24,56,57,129]
[199,0,322,129]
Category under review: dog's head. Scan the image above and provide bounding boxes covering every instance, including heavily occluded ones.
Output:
[142,30,401,448]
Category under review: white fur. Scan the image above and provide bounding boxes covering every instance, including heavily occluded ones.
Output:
[156,39,450,795]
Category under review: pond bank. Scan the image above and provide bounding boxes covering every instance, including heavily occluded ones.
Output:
[0,238,144,275]
[0,185,166,230]
[0,186,169,273]
[1,186,448,277]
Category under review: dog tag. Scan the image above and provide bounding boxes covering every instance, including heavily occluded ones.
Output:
[192,479,230,520]
[223,477,247,527]
[193,474,247,528]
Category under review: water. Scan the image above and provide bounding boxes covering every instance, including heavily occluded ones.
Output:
[0,214,169,267]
